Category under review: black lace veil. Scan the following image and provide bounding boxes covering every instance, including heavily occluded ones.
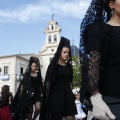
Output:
[80,0,112,52]
[80,0,112,101]
[23,56,42,96]
[40,36,72,120]
[17,56,43,118]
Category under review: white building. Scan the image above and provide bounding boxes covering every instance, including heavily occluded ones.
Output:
[0,19,62,95]
[38,20,61,79]
[0,54,34,96]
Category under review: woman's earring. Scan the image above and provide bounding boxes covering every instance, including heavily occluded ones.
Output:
[111,8,114,15]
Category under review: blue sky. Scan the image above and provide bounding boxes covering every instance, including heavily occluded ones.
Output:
[0,0,91,56]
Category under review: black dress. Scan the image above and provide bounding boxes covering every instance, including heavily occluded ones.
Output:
[99,25,120,99]
[47,63,77,117]
[31,75,41,104]
[81,22,120,99]
[80,22,120,119]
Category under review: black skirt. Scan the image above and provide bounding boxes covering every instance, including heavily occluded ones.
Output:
[47,84,77,117]
[32,93,41,104]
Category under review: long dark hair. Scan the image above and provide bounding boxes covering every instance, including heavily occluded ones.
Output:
[1,85,10,96]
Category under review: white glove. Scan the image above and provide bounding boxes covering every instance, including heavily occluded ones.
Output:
[90,93,116,120]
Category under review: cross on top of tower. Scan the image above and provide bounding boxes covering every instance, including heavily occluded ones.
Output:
[52,12,55,20]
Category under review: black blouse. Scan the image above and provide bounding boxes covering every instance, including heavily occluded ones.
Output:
[53,63,72,85]
[99,26,120,98]
[81,22,120,99]
[31,75,41,95]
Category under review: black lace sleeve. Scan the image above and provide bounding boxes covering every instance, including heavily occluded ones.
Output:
[44,63,53,98]
[83,23,102,54]
[88,51,101,92]
[85,23,103,92]
[80,23,103,100]
[37,72,43,94]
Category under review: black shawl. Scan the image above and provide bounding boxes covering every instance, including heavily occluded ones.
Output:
[79,0,113,102]
[15,56,43,118]
[80,22,112,102]
[40,36,73,120]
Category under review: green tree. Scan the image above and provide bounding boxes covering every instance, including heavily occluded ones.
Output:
[72,56,82,88]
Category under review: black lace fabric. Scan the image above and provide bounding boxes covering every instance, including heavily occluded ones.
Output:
[46,81,51,97]
[15,56,43,119]
[79,0,113,101]
[88,51,101,92]
[80,22,104,100]
[80,20,112,101]
[40,37,72,120]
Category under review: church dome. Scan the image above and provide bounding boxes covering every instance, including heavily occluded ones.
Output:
[71,45,79,56]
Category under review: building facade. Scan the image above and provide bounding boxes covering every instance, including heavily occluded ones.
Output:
[0,19,62,95]
[0,54,34,96]
[38,20,61,79]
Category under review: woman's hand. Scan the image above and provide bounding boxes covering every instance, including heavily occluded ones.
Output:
[90,93,116,120]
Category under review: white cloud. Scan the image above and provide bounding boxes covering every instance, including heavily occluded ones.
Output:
[0,0,90,23]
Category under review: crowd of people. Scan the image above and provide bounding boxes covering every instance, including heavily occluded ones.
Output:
[0,37,86,120]
[0,87,86,120]
[1,0,120,119]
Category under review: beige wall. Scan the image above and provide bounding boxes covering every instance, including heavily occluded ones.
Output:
[0,56,28,96]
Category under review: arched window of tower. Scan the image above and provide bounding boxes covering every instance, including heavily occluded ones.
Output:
[48,36,51,43]
[51,25,54,30]
[54,35,57,42]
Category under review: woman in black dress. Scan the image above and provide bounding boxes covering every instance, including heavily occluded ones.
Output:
[80,0,120,119]
[21,56,43,120]
[12,82,25,120]
[40,37,77,120]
